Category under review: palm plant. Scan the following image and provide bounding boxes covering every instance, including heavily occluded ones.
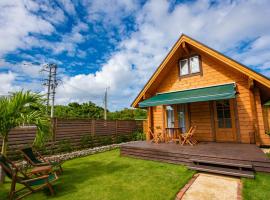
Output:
[0,91,51,156]
[0,91,51,183]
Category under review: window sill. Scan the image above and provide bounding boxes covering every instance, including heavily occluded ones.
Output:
[179,72,202,79]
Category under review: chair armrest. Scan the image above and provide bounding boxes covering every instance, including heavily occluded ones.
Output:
[20,175,49,184]
[36,151,48,162]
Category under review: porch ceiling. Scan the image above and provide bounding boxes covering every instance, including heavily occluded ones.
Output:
[139,83,236,107]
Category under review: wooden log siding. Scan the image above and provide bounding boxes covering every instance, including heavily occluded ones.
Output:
[0,119,143,159]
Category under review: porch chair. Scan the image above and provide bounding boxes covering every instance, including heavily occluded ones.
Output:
[20,147,63,174]
[172,128,183,144]
[149,127,163,144]
[181,125,198,146]
[0,155,58,200]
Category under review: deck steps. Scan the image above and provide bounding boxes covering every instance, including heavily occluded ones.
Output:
[188,164,255,178]
[190,157,253,169]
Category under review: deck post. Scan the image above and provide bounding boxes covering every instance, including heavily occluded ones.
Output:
[249,86,261,145]
[162,105,166,141]
[147,107,152,141]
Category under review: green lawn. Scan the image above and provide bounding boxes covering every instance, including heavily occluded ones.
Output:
[242,172,270,200]
[0,149,194,200]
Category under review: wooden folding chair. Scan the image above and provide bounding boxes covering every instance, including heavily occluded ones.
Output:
[172,128,183,144]
[181,126,198,146]
[0,155,58,200]
[149,127,163,144]
[20,147,63,174]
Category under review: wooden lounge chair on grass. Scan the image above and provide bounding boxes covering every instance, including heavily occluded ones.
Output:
[0,155,58,200]
[181,126,198,146]
[20,147,63,174]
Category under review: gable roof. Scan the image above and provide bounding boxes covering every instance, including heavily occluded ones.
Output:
[131,34,270,108]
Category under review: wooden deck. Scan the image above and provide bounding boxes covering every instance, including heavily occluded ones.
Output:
[120,141,270,177]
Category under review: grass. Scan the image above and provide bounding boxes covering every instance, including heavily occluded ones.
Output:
[242,172,270,200]
[0,149,194,200]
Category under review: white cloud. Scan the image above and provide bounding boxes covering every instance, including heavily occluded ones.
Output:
[0,0,55,56]
[56,0,270,110]
[84,0,139,36]
[0,72,19,95]
[57,0,76,15]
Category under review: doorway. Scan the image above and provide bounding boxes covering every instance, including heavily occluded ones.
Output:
[213,99,237,142]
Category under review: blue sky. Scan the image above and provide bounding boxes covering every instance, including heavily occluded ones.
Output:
[0,0,270,110]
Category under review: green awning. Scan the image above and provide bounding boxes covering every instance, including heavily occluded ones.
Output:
[264,101,270,106]
[139,83,236,107]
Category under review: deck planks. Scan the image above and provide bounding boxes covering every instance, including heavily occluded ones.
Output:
[120,141,270,173]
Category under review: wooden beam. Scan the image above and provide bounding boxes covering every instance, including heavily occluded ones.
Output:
[248,77,254,89]
[209,101,216,142]
[147,107,152,141]
[182,41,189,55]
[233,98,241,143]
[249,88,261,145]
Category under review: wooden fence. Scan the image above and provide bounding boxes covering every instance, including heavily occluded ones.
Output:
[0,119,144,159]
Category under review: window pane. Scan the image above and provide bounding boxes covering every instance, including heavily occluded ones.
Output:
[224,109,231,118]
[225,118,232,128]
[218,119,224,128]
[216,100,232,129]
[217,109,224,118]
[180,59,189,75]
[166,106,174,128]
[190,56,200,73]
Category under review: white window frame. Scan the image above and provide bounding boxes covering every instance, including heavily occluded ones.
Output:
[179,55,201,77]
[179,58,189,76]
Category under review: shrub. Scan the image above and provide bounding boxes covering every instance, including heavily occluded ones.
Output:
[58,139,73,152]
[100,136,113,146]
[132,131,146,141]
[116,134,130,143]
[80,135,93,148]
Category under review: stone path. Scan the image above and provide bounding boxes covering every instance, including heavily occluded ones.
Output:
[176,173,242,200]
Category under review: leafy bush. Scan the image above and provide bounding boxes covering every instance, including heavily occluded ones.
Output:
[266,130,270,135]
[116,134,131,143]
[58,139,73,152]
[80,135,93,148]
[100,136,113,146]
[132,131,146,141]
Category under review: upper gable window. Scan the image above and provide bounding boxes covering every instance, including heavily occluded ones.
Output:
[179,55,201,77]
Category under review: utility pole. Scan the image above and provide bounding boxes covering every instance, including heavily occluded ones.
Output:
[42,63,59,118]
[50,65,58,118]
[46,66,52,112]
[104,87,108,120]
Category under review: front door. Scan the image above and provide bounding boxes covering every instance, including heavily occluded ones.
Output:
[214,99,237,142]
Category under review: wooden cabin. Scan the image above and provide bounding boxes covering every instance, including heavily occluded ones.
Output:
[132,34,270,146]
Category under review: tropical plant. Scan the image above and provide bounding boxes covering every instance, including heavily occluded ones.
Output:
[0,91,51,155]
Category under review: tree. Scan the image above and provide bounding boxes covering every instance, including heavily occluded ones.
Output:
[0,91,51,183]
[107,108,147,120]
[54,102,104,119]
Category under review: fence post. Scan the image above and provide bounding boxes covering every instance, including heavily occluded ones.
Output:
[52,117,57,142]
[115,120,118,143]
[91,120,96,136]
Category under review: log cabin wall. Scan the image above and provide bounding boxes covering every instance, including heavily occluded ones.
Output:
[149,53,270,144]
[189,101,213,142]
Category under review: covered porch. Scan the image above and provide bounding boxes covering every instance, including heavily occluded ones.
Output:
[140,83,254,144]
